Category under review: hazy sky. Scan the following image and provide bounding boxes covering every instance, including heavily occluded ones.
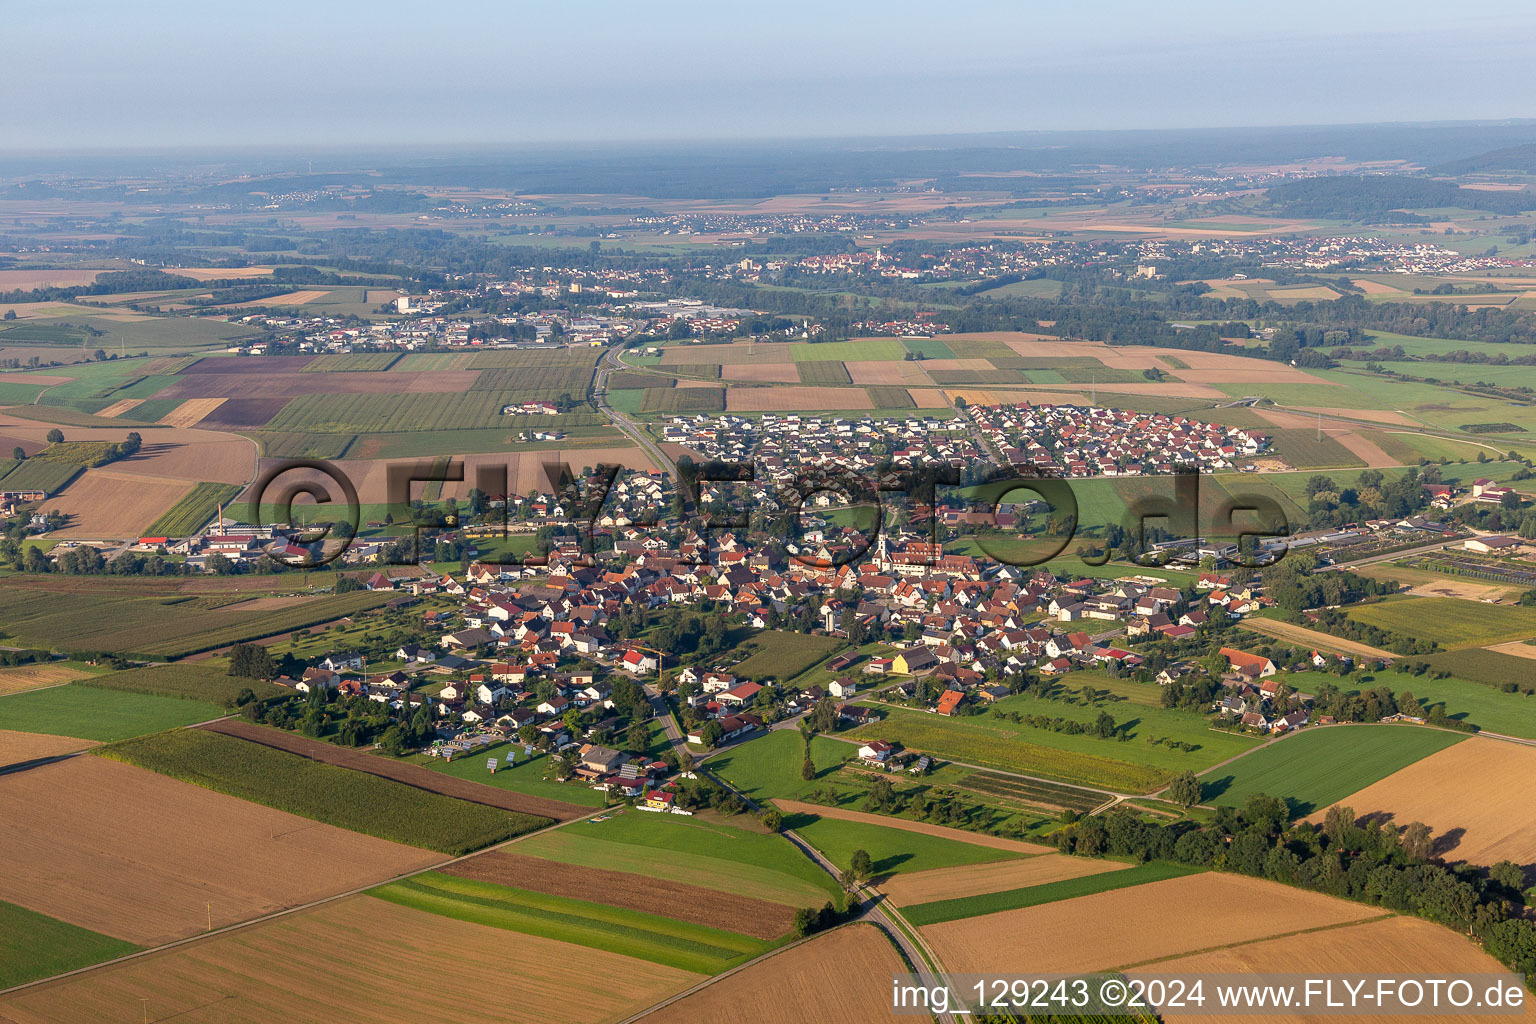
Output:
[6,0,1536,150]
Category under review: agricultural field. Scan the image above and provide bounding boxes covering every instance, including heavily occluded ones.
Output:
[76,661,287,706]
[900,859,1199,926]
[640,387,725,413]
[0,586,393,658]
[100,729,545,854]
[0,756,440,945]
[779,808,1029,878]
[0,900,138,991]
[0,660,100,695]
[0,896,697,1024]
[878,852,1129,906]
[921,872,1382,975]
[0,728,97,769]
[1304,737,1536,867]
[1366,668,1536,739]
[1347,596,1536,648]
[406,742,608,808]
[795,360,852,384]
[706,727,853,801]
[727,630,846,681]
[1199,724,1466,816]
[142,481,243,536]
[0,684,223,741]
[441,848,798,939]
[641,923,907,1024]
[298,352,401,371]
[515,809,842,906]
[370,871,769,974]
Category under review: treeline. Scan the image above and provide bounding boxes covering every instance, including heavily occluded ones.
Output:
[1265,175,1536,220]
[1052,798,1536,985]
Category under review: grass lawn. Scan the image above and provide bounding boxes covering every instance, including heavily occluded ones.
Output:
[1363,669,1536,740]
[404,742,608,808]
[728,630,847,682]
[0,684,223,741]
[1347,596,1536,648]
[708,728,854,801]
[848,702,1186,793]
[902,859,1201,926]
[1198,724,1466,816]
[522,808,840,904]
[369,872,768,974]
[785,811,1023,878]
[0,900,139,989]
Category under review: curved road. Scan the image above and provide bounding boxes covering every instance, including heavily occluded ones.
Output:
[595,345,677,478]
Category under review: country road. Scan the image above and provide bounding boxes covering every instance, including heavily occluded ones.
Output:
[596,344,677,478]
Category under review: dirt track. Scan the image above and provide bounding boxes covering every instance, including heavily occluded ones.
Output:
[199,719,589,822]
[442,849,796,939]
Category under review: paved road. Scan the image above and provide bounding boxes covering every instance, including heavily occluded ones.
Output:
[1320,537,1457,570]
[595,345,677,478]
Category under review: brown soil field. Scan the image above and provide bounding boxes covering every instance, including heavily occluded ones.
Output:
[922,873,1381,974]
[0,895,699,1024]
[222,595,319,611]
[942,388,1092,406]
[1270,285,1343,301]
[674,378,721,389]
[1329,429,1400,468]
[719,363,802,383]
[660,341,793,365]
[1408,580,1516,600]
[1238,618,1397,659]
[193,396,288,429]
[1139,916,1529,1023]
[1304,738,1536,867]
[159,397,227,427]
[365,289,402,303]
[0,729,97,768]
[181,356,312,373]
[164,266,276,280]
[0,663,97,694]
[1175,366,1342,385]
[0,372,74,386]
[773,799,1053,854]
[908,388,949,407]
[1294,406,1417,426]
[158,369,479,401]
[1354,278,1410,295]
[401,369,481,393]
[880,853,1128,905]
[94,398,143,418]
[0,757,441,944]
[726,386,872,412]
[44,470,193,538]
[442,849,796,940]
[1485,640,1536,661]
[0,269,103,289]
[641,923,904,1024]
[923,358,995,372]
[232,289,329,307]
[845,359,931,385]
[201,719,587,821]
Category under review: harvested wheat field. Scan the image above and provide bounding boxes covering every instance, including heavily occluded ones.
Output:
[641,923,903,1024]
[233,289,329,307]
[908,388,949,407]
[726,386,871,412]
[1175,366,1341,385]
[1295,406,1417,426]
[1486,640,1536,661]
[0,895,698,1024]
[1353,278,1409,295]
[880,853,1128,905]
[922,873,1380,974]
[164,266,276,280]
[441,850,796,940]
[41,470,192,539]
[943,388,1091,407]
[1305,738,1536,867]
[0,756,441,945]
[94,397,144,418]
[846,359,931,385]
[772,800,1053,854]
[0,269,104,289]
[0,729,96,768]
[1139,916,1530,1023]
[1330,430,1399,468]
[0,663,97,694]
[719,363,802,383]
[158,397,227,427]
[923,358,995,372]
[0,372,74,387]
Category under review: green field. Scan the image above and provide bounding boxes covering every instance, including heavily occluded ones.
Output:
[901,859,1201,926]
[901,338,956,359]
[728,630,846,682]
[708,728,854,801]
[76,661,286,707]
[786,811,1022,878]
[639,387,724,413]
[849,702,1193,793]
[0,900,139,989]
[407,742,607,808]
[262,390,605,433]
[796,360,852,385]
[1199,724,1466,816]
[369,872,769,974]
[0,459,83,493]
[299,352,402,371]
[518,809,841,905]
[142,481,242,536]
[100,729,544,854]
[1421,648,1535,690]
[792,340,907,362]
[1270,429,1368,469]
[1359,669,1536,739]
[0,587,393,659]
[0,684,223,741]
[864,385,916,409]
[1347,596,1536,648]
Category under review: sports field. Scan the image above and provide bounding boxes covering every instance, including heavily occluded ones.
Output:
[1199,725,1466,816]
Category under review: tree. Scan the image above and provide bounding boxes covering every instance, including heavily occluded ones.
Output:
[45,428,63,444]
[700,719,724,748]
[228,642,274,680]
[761,808,783,832]
[1167,771,1202,808]
[10,447,22,462]
[848,848,873,882]
[801,756,816,781]
[1401,821,1434,863]
[626,720,650,755]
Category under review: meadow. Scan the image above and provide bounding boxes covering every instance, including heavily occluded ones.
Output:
[727,629,846,681]
[100,729,544,854]
[1198,724,1466,816]
[369,872,768,974]
[706,727,852,801]
[405,743,608,808]
[0,684,223,741]
[786,810,1024,878]
[0,900,138,990]
[77,661,287,707]
[1347,596,1536,648]
[900,859,1199,926]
